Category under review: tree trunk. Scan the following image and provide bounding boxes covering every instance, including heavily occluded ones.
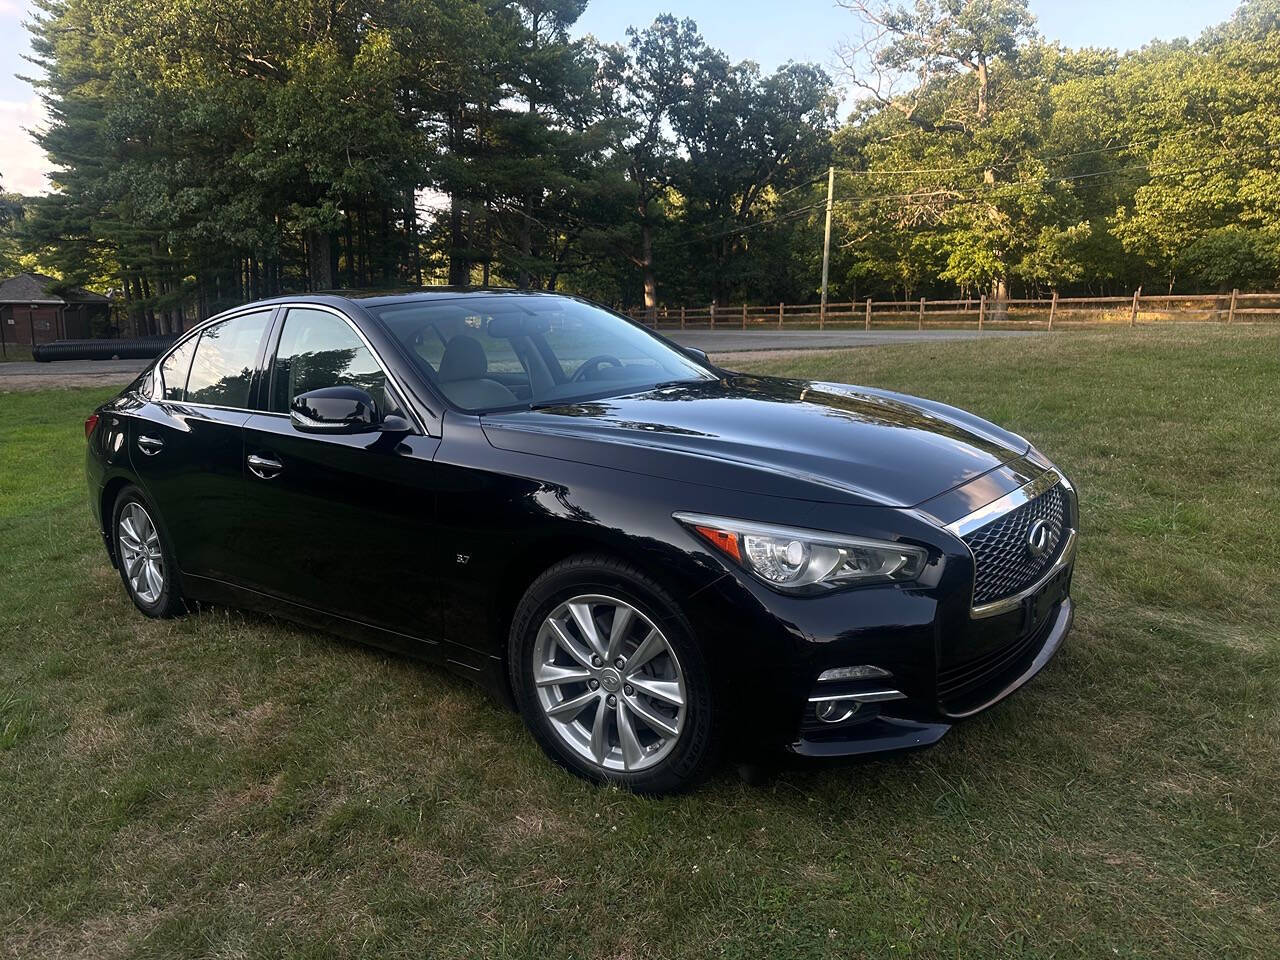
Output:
[448,192,470,286]
[641,220,656,315]
[344,211,356,287]
[976,59,989,123]
[990,277,1008,319]
[407,191,422,287]
[307,229,333,291]
[518,209,533,289]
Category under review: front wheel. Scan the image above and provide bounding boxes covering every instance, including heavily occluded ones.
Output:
[509,555,720,794]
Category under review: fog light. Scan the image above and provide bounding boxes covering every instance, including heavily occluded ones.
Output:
[817,664,891,682]
[814,699,859,724]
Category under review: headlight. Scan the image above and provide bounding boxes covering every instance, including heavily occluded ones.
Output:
[674,512,927,594]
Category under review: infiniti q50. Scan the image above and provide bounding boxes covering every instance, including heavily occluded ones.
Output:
[85,290,1077,793]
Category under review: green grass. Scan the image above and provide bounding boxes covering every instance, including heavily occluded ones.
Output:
[2,327,1278,958]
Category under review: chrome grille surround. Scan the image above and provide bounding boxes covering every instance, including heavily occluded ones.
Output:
[945,469,1078,618]
[966,485,1066,604]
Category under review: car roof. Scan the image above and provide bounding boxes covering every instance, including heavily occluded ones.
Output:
[241,287,571,312]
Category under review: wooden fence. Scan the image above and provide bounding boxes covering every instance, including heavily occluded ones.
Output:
[624,289,1280,331]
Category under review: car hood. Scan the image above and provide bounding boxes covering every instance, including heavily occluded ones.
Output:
[480,375,1029,508]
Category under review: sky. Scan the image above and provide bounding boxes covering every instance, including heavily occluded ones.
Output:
[0,0,1242,196]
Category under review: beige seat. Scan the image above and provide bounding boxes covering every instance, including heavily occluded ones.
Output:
[436,335,519,409]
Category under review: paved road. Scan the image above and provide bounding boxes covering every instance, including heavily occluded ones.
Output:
[0,358,148,391]
[0,329,1036,390]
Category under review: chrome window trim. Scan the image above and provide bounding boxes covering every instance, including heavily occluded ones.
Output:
[968,527,1076,619]
[162,400,256,416]
[944,468,1062,539]
[146,301,424,435]
[148,305,277,406]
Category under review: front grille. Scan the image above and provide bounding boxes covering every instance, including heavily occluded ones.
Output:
[964,484,1067,606]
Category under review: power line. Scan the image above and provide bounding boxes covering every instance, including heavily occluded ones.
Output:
[481,138,1279,255]
[834,130,1209,179]
[829,140,1280,208]
[662,140,1280,249]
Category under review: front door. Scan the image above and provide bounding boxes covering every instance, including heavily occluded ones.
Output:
[129,309,273,583]
[238,306,443,645]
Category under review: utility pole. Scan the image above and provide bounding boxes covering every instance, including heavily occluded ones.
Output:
[820,165,834,321]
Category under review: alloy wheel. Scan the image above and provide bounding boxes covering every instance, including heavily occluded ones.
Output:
[533,593,687,773]
[118,501,165,605]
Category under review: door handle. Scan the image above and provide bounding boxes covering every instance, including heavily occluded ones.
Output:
[247,454,284,479]
[137,435,164,455]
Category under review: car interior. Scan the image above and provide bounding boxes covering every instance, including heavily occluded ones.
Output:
[374,298,708,412]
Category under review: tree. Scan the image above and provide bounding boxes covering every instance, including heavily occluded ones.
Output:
[597,16,707,312]
[835,0,1041,305]
[671,58,836,302]
[0,182,24,277]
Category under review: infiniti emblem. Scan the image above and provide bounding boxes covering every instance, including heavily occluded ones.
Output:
[1026,518,1055,559]
[599,668,622,693]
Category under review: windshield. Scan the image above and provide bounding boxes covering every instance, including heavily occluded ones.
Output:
[370,295,715,412]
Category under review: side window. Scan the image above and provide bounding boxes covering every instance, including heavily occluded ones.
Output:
[270,308,388,413]
[185,311,272,408]
[157,336,197,402]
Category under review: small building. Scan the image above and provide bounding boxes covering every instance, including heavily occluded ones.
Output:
[0,273,111,345]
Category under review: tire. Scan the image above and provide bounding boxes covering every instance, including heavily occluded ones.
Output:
[110,485,186,618]
[508,554,721,794]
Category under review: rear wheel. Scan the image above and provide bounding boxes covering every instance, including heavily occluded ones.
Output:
[509,555,719,793]
[112,486,185,618]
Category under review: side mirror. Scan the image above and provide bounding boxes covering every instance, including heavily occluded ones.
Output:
[684,346,711,366]
[290,386,380,434]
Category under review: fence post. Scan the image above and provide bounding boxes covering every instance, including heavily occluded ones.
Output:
[1048,291,1058,331]
[1227,288,1238,324]
[918,297,925,331]
[710,302,716,329]
[680,305,686,330]
[1130,286,1141,326]
[778,302,784,329]
[865,297,872,330]
[978,295,986,331]
[742,303,747,329]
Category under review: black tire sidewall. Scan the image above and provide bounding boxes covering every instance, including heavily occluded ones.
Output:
[111,485,183,618]
[509,555,719,794]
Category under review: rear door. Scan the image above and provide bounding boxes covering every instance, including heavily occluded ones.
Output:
[128,308,274,583]
[238,305,444,644]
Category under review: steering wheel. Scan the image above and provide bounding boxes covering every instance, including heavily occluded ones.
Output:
[570,354,624,382]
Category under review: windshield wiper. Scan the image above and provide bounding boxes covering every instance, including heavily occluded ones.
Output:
[527,377,709,411]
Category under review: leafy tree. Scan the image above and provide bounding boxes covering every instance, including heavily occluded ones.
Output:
[596,15,707,311]
[671,58,836,303]
[17,0,1280,321]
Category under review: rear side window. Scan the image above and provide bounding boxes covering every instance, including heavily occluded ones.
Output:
[157,336,197,402]
[269,308,387,413]
[185,311,272,408]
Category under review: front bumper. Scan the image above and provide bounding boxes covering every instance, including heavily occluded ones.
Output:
[672,460,1078,762]
[787,595,1073,758]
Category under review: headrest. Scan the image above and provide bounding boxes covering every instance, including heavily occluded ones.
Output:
[438,334,488,382]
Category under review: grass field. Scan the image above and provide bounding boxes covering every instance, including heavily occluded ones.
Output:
[2,328,1278,958]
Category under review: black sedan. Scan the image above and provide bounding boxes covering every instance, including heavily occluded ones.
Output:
[85,290,1077,793]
